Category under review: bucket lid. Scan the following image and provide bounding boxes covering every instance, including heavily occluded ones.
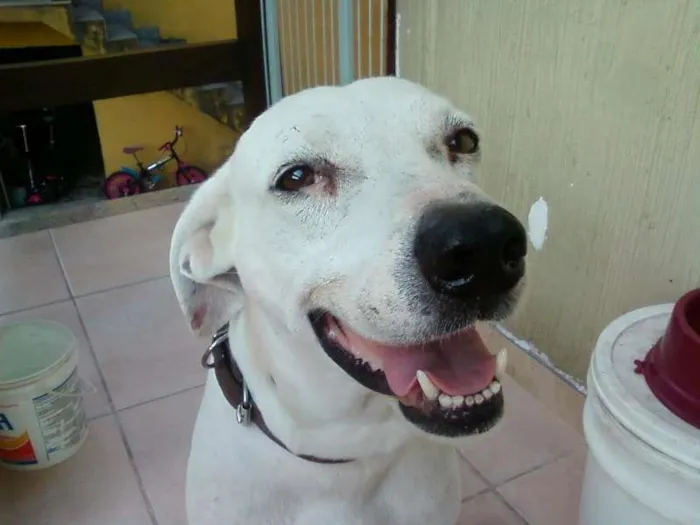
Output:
[589,304,700,470]
[0,321,77,387]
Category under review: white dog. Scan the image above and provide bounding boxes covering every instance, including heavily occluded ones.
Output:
[170,77,526,525]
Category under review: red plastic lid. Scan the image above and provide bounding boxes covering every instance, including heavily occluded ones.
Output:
[637,288,700,430]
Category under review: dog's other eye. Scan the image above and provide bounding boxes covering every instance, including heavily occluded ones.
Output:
[275,165,317,192]
[447,128,479,158]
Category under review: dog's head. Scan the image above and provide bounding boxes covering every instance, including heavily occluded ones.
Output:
[171,77,526,439]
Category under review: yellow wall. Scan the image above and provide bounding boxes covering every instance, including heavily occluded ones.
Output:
[399,0,700,381]
[93,92,238,178]
[0,22,73,47]
[0,2,238,180]
[93,0,239,178]
[103,0,236,42]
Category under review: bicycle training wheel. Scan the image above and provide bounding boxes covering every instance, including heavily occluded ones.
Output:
[175,166,208,186]
[104,171,141,199]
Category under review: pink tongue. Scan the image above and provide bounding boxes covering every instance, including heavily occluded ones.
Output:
[339,323,496,397]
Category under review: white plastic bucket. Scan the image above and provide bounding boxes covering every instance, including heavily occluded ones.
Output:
[0,321,88,470]
[579,305,700,525]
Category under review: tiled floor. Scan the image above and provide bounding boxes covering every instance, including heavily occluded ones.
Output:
[0,204,587,525]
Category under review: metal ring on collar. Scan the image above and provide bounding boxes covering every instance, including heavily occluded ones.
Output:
[201,330,229,369]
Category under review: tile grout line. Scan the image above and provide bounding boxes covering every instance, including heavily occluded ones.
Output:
[460,486,492,504]
[0,275,171,319]
[460,453,497,493]
[48,228,77,297]
[459,488,530,525]
[48,230,161,525]
[0,296,72,319]
[116,383,205,413]
[71,274,172,301]
[493,449,577,488]
[491,489,531,525]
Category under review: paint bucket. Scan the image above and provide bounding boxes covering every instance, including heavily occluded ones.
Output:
[0,321,88,470]
[579,303,700,525]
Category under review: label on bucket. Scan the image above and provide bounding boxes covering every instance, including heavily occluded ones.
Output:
[0,414,39,466]
[32,368,87,459]
[0,367,87,467]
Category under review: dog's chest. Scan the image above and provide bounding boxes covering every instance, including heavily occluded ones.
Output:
[187,425,461,525]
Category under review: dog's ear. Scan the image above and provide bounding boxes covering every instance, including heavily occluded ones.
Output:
[169,175,244,337]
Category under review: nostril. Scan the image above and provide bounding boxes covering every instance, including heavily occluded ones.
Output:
[501,237,526,274]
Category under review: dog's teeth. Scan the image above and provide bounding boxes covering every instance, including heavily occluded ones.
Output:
[475,394,485,405]
[438,394,453,408]
[482,388,493,400]
[416,370,440,401]
[451,395,464,408]
[496,348,508,376]
[490,381,501,394]
[465,396,475,407]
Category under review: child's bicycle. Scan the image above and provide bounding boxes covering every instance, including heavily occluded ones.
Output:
[103,126,207,199]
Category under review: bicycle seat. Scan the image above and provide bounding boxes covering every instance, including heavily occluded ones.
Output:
[123,146,144,154]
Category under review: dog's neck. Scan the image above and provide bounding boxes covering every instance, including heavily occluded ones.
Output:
[225,299,416,460]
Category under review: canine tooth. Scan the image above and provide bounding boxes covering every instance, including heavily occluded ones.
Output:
[438,394,453,408]
[416,370,440,401]
[475,394,485,405]
[496,348,508,376]
[490,381,501,394]
[451,395,464,408]
[482,388,493,400]
[465,396,475,407]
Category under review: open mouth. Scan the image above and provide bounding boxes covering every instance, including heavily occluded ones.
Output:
[309,311,507,437]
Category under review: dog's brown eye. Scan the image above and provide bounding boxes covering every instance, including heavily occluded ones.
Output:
[447,128,479,156]
[276,165,316,192]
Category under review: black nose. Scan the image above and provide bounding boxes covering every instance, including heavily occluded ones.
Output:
[414,203,527,298]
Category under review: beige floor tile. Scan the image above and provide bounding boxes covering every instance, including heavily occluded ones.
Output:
[457,492,526,525]
[478,323,586,435]
[498,451,586,525]
[52,202,184,296]
[0,416,153,525]
[459,375,584,486]
[0,231,70,315]
[76,277,206,410]
[0,300,111,419]
[460,456,490,500]
[120,386,204,525]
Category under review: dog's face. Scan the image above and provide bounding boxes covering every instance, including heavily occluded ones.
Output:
[171,77,526,439]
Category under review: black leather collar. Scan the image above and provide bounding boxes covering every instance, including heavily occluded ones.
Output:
[204,325,354,465]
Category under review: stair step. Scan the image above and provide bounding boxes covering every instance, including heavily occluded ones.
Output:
[72,0,103,10]
[197,82,244,105]
[103,8,132,30]
[159,37,187,46]
[72,6,104,23]
[133,25,160,42]
[106,22,137,42]
[198,82,231,91]
[138,40,160,49]
[223,82,244,105]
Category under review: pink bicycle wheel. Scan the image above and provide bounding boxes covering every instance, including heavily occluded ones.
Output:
[176,166,208,186]
[104,171,141,199]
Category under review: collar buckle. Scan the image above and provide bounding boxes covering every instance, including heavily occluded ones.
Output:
[203,326,252,426]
